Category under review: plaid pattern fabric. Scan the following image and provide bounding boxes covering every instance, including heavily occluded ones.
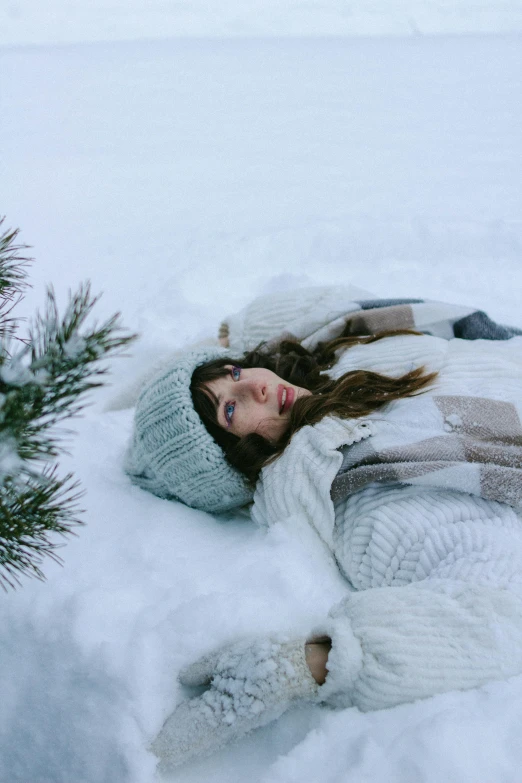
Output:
[301,298,522,349]
[331,394,522,508]
[224,289,522,357]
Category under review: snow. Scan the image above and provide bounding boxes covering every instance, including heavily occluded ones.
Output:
[1,8,522,783]
[3,0,522,46]
[0,437,22,481]
[445,412,463,430]
[62,333,88,359]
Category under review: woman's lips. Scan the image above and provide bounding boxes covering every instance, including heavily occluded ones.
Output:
[278,384,294,414]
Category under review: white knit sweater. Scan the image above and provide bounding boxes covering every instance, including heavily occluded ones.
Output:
[252,334,522,711]
[223,284,374,355]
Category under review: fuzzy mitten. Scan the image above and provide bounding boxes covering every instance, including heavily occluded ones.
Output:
[151,638,319,768]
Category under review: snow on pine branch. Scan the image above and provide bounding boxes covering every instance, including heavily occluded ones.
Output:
[0,221,137,589]
[0,218,32,344]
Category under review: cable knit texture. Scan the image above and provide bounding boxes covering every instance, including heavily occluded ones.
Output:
[321,581,522,711]
[252,415,375,548]
[222,287,518,356]
[253,332,522,711]
[333,485,522,590]
[151,638,319,769]
[124,346,254,512]
[223,285,371,355]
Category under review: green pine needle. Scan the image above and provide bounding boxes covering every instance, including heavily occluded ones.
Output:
[0,222,137,589]
[0,217,32,344]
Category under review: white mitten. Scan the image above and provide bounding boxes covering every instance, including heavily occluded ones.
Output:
[151,637,319,768]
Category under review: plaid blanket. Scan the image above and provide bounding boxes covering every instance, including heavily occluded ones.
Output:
[223,287,522,357]
[331,392,522,509]
[301,297,522,349]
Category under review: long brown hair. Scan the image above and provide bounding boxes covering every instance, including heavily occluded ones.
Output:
[190,329,437,484]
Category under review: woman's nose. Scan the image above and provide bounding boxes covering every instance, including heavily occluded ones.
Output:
[241,378,266,402]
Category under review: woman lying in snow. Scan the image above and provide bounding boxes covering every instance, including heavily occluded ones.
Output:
[125,287,522,768]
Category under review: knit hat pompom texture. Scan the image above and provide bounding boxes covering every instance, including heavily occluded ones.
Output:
[125,346,254,513]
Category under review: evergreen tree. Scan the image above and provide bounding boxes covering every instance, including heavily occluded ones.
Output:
[0,218,136,589]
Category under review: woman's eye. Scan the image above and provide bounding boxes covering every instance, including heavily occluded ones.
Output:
[225,401,235,426]
[231,366,241,381]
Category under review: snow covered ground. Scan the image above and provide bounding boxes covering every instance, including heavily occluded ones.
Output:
[1,15,522,783]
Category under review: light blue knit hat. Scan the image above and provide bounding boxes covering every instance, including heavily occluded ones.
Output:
[124,346,254,513]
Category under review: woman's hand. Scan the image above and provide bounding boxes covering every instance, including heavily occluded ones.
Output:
[305,636,332,685]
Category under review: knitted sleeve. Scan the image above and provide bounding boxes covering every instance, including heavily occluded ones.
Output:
[319,485,522,709]
[221,284,374,356]
[222,289,522,357]
[316,579,522,712]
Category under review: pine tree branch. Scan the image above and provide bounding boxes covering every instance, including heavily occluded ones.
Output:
[0,282,137,464]
[0,218,32,344]
[0,467,83,590]
[0,235,137,588]
[0,217,32,298]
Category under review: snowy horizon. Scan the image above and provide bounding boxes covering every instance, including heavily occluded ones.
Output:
[2,0,522,47]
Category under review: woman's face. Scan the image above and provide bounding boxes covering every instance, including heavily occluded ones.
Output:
[205,365,311,442]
